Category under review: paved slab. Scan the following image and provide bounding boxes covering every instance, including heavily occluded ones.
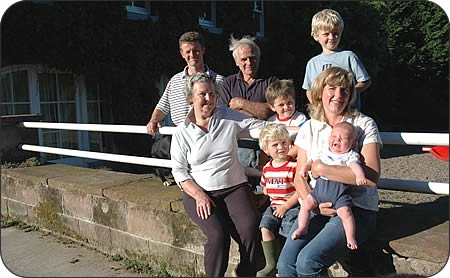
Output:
[1,226,146,277]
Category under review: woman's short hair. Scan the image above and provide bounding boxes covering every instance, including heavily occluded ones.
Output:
[265,79,296,105]
[311,9,344,37]
[258,123,290,151]
[307,67,357,121]
[229,35,261,62]
[185,72,216,104]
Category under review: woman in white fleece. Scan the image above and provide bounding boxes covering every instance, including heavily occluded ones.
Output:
[171,72,266,277]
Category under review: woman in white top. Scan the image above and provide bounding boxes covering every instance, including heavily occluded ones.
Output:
[277,67,382,277]
[171,72,266,277]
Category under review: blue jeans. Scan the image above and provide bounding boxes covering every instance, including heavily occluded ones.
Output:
[237,147,259,168]
[259,205,300,238]
[277,207,376,277]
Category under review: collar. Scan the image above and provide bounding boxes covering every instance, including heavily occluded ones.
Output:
[276,113,293,122]
[182,65,211,79]
[182,107,217,129]
[235,71,261,82]
[310,118,330,132]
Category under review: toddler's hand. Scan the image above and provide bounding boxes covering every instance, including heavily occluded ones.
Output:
[273,205,288,218]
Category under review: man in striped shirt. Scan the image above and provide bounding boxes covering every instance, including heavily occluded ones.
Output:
[146,31,224,136]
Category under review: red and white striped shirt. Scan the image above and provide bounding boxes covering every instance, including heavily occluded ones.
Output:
[260,158,297,206]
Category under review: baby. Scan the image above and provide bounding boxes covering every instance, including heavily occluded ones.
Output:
[292,121,367,250]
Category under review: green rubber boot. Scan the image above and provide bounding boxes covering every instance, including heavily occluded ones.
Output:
[256,240,278,277]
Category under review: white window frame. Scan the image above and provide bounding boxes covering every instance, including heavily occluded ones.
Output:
[253,0,265,38]
[198,1,223,34]
[37,70,81,159]
[126,1,159,22]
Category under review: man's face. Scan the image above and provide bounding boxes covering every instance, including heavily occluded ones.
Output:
[180,42,205,67]
[235,45,259,78]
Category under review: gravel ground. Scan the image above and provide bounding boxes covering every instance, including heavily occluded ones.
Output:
[379,145,448,206]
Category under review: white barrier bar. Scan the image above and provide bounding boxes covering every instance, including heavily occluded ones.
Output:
[21,122,177,135]
[20,144,173,168]
[378,178,448,195]
[380,132,448,146]
[19,144,449,195]
[21,122,450,146]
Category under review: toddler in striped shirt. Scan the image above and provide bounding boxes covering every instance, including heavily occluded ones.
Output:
[256,124,301,277]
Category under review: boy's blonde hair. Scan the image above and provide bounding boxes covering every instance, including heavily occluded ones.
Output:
[265,79,296,105]
[311,9,344,37]
[307,67,357,121]
[258,124,290,152]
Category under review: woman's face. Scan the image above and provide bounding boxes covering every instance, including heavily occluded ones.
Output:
[321,84,350,116]
[191,81,216,117]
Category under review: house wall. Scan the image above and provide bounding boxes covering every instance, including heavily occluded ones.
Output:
[0,114,42,163]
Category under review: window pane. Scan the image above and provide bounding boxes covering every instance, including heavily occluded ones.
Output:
[43,131,59,147]
[61,130,78,149]
[199,1,213,21]
[132,1,146,8]
[1,74,12,102]
[87,102,99,123]
[254,0,263,12]
[58,74,75,101]
[14,104,30,114]
[42,131,59,159]
[60,103,76,122]
[41,103,58,122]
[39,73,57,101]
[100,101,109,124]
[0,104,14,115]
[12,70,29,102]
[89,132,102,152]
[86,79,99,101]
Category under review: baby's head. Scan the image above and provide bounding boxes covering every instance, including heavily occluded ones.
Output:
[311,9,344,52]
[265,79,296,120]
[329,122,357,154]
[259,124,291,161]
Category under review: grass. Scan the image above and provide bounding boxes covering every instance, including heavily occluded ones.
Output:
[108,254,171,276]
[1,157,46,169]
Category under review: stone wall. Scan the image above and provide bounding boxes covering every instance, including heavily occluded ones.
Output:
[1,164,448,277]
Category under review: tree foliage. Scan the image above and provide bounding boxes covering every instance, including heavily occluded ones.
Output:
[1,1,448,135]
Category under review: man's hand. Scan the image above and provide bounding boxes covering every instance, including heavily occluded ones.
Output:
[146,119,159,136]
[229,97,246,111]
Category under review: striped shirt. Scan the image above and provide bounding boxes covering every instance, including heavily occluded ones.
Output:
[155,65,224,126]
[260,158,297,206]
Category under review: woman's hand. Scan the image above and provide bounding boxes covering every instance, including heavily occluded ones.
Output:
[196,193,216,220]
[310,159,325,179]
[317,202,337,217]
